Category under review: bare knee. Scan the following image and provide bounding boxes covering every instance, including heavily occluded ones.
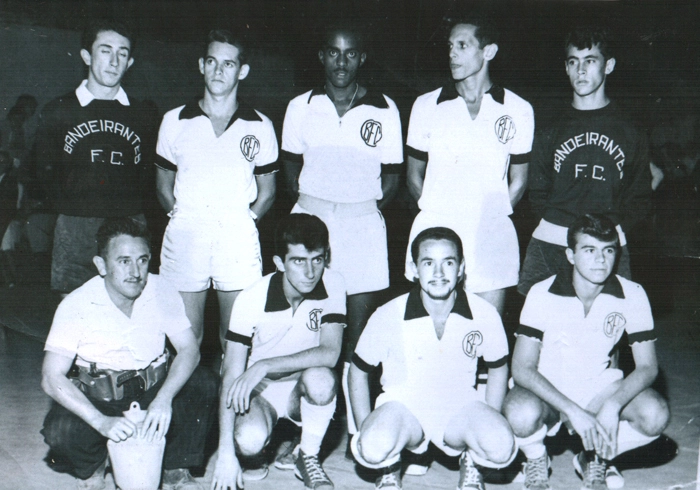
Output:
[503,389,546,437]
[477,422,515,464]
[358,426,400,465]
[234,421,269,457]
[300,367,337,406]
[632,394,670,437]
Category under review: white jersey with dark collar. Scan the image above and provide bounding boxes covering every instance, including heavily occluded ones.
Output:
[407,84,534,219]
[517,272,656,393]
[281,88,403,203]
[155,99,279,219]
[226,270,347,368]
[353,288,508,401]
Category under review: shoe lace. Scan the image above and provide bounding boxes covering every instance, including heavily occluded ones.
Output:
[459,457,483,489]
[377,471,400,488]
[524,454,549,484]
[301,453,331,484]
[585,458,607,484]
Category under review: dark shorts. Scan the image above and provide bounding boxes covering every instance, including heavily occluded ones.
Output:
[518,237,631,296]
[51,214,146,294]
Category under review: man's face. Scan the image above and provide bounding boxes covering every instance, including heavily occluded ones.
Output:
[93,234,150,302]
[565,44,615,98]
[199,41,249,96]
[319,31,366,89]
[276,244,327,296]
[81,30,134,89]
[448,24,495,82]
[566,233,617,285]
[411,238,464,301]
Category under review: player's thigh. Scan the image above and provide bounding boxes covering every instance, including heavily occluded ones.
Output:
[359,401,424,454]
[443,400,512,452]
[618,387,669,432]
[234,395,278,455]
[503,385,559,433]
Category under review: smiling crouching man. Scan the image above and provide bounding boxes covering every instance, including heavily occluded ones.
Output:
[41,218,218,490]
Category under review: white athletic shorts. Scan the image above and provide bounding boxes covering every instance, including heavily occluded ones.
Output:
[404,210,519,293]
[160,211,262,292]
[292,194,389,295]
[375,387,480,457]
[252,373,302,426]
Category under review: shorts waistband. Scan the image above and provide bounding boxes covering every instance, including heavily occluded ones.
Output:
[297,194,377,218]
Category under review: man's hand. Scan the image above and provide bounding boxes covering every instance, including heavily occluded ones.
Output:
[94,415,137,442]
[142,396,173,441]
[227,362,268,414]
[595,401,621,459]
[567,406,601,452]
[211,450,243,490]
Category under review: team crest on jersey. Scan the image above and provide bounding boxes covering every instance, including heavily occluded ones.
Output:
[462,330,483,358]
[361,120,383,147]
[494,116,516,144]
[307,308,323,332]
[603,312,626,338]
[240,135,260,162]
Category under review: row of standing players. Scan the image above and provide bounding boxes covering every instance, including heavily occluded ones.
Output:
[37,14,667,490]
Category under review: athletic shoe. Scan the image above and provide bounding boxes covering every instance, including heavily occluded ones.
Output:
[521,452,551,490]
[404,450,430,476]
[243,464,269,481]
[294,447,334,489]
[162,468,203,490]
[457,452,485,490]
[275,436,301,470]
[573,452,607,490]
[76,460,106,490]
[605,465,624,489]
[375,462,403,489]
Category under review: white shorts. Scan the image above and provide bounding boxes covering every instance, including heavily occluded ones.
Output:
[404,210,519,293]
[375,387,480,457]
[253,373,302,426]
[292,195,389,295]
[160,212,262,291]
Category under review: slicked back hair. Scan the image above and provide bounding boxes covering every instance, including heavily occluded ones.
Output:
[81,19,135,54]
[411,227,464,264]
[565,26,613,61]
[96,217,151,258]
[567,213,619,250]
[204,29,247,65]
[445,12,499,49]
[275,214,330,261]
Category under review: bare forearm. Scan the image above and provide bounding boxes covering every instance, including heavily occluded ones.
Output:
[256,345,340,378]
[606,365,657,412]
[151,349,199,406]
[378,173,399,210]
[513,363,579,416]
[348,365,371,430]
[484,365,508,412]
[42,374,109,430]
[406,156,426,203]
[509,179,527,208]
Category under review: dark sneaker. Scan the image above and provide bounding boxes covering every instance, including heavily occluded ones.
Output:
[76,460,106,490]
[162,468,203,490]
[605,465,624,489]
[294,447,334,489]
[375,462,403,489]
[457,452,485,490]
[573,452,607,490]
[243,463,269,481]
[522,451,551,490]
[275,435,301,470]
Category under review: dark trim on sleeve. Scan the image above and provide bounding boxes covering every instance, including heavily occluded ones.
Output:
[155,155,177,172]
[321,313,347,325]
[515,324,544,341]
[280,149,303,164]
[351,353,377,373]
[628,330,657,344]
[254,162,280,175]
[224,331,252,347]
[484,355,508,369]
[510,152,531,165]
[405,145,428,162]
[381,163,403,175]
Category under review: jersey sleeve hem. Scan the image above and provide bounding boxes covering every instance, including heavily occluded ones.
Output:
[280,149,303,163]
[515,324,543,341]
[321,313,347,325]
[351,353,377,373]
[484,355,508,369]
[628,330,657,344]
[155,154,177,171]
[225,331,253,346]
[406,145,428,162]
[510,152,531,165]
[254,162,281,175]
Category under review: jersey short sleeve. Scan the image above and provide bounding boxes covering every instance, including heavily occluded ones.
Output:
[154,108,180,171]
[406,92,434,155]
[281,94,309,157]
[152,276,192,338]
[516,278,551,342]
[44,297,84,359]
[353,301,394,370]
[380,96,404,165]
[252,112,280,170]
[620,278,655,344]
[508,93,535,159]
[469,293,509,366]
[227,283,263,345]
[319,271,348,326]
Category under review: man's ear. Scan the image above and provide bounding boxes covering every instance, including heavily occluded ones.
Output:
[80,49,92,67]
[272,255,285,272]
[198,58,205,75]
[360,52,367,66]
[318,50,326,65]
[565,247,575,265]
[604,57,616,75]
[238,64,250,80]
[93,256,107,276]
[409,260,419,282]
[126,57,134,71]
[458,259,466,282]
[483,43,498,62]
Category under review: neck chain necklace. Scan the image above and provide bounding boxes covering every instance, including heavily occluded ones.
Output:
[327,82,359,114]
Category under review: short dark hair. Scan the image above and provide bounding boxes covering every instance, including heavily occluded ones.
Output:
[445,12,500,48]
[411,227,464,263]
[204,29,247,65]
[567,214,619,249]
[321,21,368,52]
[81,19,135,54]
[274,214,330,260]
[565,27,613,61]
[96,218,151,257]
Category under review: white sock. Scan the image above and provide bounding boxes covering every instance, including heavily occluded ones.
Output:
[515,424,548,460]
[299,396,336,456]
[342,362,358,434]
[614,420,659,458]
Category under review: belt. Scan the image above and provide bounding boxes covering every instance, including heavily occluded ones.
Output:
[297,194,378,219]
[73,351,169,402]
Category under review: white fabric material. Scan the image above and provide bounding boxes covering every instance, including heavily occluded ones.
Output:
[299,396,337,456]
[75,79,130,107]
